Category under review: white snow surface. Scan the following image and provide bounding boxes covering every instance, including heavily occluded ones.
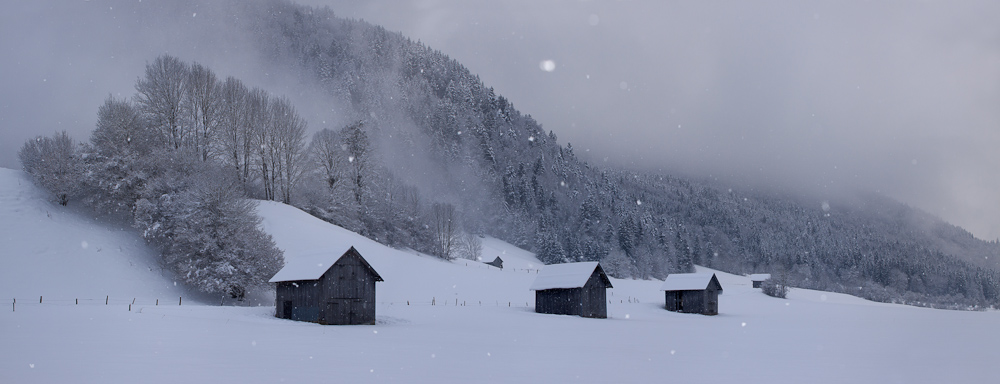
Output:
[528,261,602,290]
[2,167,1000,383]
[267,249,354,283]
[660,273,719,291]
[749,273,772,281]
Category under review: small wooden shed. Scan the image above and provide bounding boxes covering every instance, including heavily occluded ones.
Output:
[749,273,771,288]
[660,273,723,315]
[484,256,503,270]
[269,246,383,325]
[530,262,613,318]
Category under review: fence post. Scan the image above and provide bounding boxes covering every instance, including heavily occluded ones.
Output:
[39,296,42,304]
[156,299,158,306]
[179,297,182,306]
[106,296,109,305]
[76,298,78,305]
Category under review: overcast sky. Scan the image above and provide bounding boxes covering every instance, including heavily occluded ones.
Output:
[2,1,999,240]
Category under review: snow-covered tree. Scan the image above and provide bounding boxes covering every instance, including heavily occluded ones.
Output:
[19,131,80,206]
[135,55,189,150]
[134,166,283,296]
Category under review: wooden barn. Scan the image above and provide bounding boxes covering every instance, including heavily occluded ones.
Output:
[749,273,771,288]
[269,246,383,325]
[484,256,503,270]
[660,273,724,315]
[530,262,613,318]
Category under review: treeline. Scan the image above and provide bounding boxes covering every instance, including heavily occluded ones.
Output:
[240,1,999,308]
[21,0,1000,309]
[19,56,296,298]
[20,53,484,295]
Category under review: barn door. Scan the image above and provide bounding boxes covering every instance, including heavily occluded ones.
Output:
[325,299,357,325]
[672,292,683,311]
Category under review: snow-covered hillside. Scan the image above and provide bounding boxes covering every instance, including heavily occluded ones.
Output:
[2,167,999,383]
[0,168,184,301]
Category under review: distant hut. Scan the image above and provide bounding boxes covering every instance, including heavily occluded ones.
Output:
[530,262,613,318]
[484,256,504,270]
[269,246,383,325]
[660,273,723,315]
[749,273,771,288]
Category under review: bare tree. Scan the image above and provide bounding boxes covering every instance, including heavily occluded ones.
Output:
[431,202,457,259]
[186,62,220,161]
[455,231,483,261]
[341,121,369,205]
[312,129,347,193]
[270,97,307,204]
[217,77,251,183]
[135,55,189,150]
[247,87,273,199]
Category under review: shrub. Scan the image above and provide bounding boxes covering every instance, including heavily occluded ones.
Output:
[761,278,789,299]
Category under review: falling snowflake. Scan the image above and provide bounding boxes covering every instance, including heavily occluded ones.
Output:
[539,60,556,72]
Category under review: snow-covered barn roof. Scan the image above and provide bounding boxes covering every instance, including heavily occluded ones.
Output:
[749,273,771,282]
[660,273,723,292]
[529,261,612,291]
[268,246,382,283]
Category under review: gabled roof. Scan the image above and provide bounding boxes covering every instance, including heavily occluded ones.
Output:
[660,273,723,292]
[529,261,613,291]
[268,246,383,283]
[749,273,771,281]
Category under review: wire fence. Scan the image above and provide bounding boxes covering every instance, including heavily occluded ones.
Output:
[11,293,646,313]
[9,295,189,312]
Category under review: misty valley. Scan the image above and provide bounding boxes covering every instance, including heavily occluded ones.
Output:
[4,1,1000,383]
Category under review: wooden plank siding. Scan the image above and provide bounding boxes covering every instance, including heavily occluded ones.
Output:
[534,268,609,318]
[664,289,719,315]
[274,248,382,325]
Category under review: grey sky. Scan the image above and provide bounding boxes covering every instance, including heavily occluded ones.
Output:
[2,1,999,240]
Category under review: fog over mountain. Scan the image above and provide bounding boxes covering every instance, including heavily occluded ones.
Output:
[297,0,1000,242]
[2,0,999,242]
[5,0,1000,308]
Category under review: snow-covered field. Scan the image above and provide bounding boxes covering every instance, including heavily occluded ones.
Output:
[2,167,998,383]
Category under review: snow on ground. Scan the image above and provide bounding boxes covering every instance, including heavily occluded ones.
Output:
[2,167,999,383]
[0,168,185,302]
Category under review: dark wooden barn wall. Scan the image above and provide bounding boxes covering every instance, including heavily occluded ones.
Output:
[275,250,378,325]
[664,289,719,315]
[535,269,608,318]
[535,288,581,316]
[276,280,324,322]
[320,252,377,325]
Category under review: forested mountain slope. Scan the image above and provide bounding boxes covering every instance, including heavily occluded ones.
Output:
[19,0,999,308]
[218,1,1000,308]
